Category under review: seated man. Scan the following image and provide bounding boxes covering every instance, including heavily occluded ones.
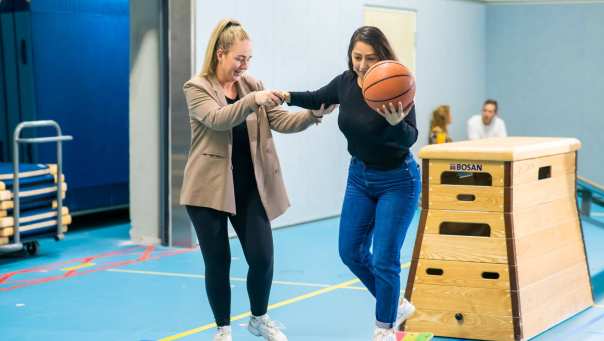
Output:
[467,99,507,140]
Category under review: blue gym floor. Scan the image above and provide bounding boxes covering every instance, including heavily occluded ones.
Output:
[1,204,603,341]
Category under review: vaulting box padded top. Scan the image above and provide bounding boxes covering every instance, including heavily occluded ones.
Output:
[419,137,581,161]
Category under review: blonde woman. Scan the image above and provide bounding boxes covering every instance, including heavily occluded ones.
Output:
[180,19,333,341]
[428,105,452,144]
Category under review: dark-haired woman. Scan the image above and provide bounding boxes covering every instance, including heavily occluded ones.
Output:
[278,26,420,341]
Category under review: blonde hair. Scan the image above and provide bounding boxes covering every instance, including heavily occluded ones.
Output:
[430,105,451,133]
[200,19,250,77]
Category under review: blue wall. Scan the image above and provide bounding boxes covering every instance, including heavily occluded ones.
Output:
[487,4,604,184]
[30,0,130,211]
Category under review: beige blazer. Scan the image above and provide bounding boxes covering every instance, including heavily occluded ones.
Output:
[180,73,318,220]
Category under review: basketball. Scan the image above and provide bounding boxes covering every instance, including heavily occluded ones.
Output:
[362,60,416,113]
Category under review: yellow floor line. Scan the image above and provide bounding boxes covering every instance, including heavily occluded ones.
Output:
[157,261,411,340]
[346,286,368,291]
[158,278,361,341]
[61,262,96,271]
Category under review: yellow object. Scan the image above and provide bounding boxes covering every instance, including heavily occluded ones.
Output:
[435,132,447,144]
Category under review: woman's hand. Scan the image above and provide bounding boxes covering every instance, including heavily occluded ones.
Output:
[377,101,414,126]
[254,90,283,109]
[273,91,291,104]
[311,104,338,118]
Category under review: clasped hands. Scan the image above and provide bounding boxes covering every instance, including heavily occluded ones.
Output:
[254,90,337,118]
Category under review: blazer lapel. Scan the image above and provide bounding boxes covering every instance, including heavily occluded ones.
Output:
[208,75,227,106]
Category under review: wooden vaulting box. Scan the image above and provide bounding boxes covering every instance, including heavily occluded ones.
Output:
[403,137,593,341]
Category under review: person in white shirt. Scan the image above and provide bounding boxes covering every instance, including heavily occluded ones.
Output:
[467,99,508,140]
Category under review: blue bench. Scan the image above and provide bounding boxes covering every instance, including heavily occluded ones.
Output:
[577,176,604,217]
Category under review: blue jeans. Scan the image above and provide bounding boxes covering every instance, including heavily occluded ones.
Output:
[339,153,421,328]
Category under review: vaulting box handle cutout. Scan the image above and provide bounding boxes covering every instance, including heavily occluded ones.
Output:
[439,222,491,237]
[538,166,551,180]
[441,171,493,186]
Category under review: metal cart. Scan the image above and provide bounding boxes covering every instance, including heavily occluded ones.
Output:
[0,120,73,255]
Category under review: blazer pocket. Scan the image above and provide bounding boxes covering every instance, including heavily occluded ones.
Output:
[200,153,225,159]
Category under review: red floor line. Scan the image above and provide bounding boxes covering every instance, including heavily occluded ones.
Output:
[0,246,197,291]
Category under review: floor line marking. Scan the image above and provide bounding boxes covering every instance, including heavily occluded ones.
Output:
[106,268,364,290]
[108,261,410,290]
[1,245,196,291]
[61,262,96,272]
[594,304,604,309]
[157,262,411,340]
[158,278,361,341]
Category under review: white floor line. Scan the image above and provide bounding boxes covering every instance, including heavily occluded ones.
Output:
[591,212,604,217]
[106,268,363,290]
[594,303,604,309]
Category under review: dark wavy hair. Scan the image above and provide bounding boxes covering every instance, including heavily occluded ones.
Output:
[347,26,397,70]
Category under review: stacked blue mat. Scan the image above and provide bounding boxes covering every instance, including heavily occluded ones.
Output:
[0,163,70,245]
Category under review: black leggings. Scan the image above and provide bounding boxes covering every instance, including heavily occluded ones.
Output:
[185,186,273,327]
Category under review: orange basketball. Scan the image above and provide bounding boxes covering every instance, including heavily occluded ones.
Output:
[362,60,415,113]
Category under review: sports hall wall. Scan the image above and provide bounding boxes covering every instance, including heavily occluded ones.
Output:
[487,3,604,184]
[195,0,487,227]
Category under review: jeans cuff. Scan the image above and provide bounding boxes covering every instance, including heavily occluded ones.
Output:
[375,320,393,329]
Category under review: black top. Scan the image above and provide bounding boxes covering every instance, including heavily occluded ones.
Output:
[228,96,255,185]
[290,70,418,169]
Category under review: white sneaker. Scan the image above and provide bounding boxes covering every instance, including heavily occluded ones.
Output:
[395,297,416,328]
[247,314,288,341]
[373,327,397,341]
[214,326,232,341]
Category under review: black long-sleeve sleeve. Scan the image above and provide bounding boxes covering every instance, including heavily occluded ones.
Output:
[289,70,418,169]
[289,74,340,109]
